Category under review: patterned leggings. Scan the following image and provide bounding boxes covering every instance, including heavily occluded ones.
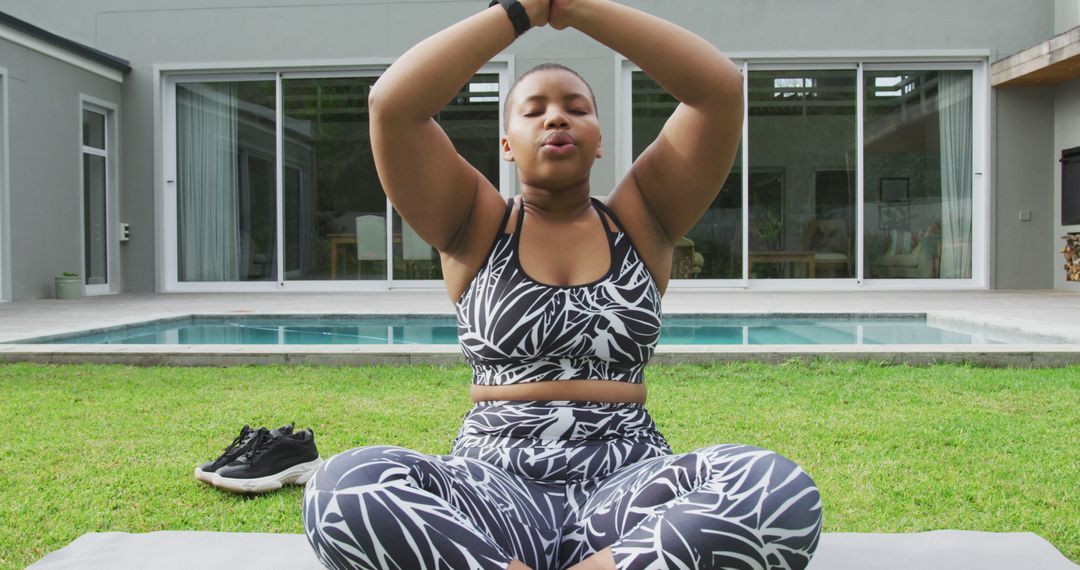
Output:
[303,401,822,570]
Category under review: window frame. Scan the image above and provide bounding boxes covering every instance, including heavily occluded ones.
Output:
[79,95,120,296]
[159,58,512,293]
[618,55,988,290]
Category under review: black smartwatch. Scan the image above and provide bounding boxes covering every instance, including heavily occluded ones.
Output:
[489,0,532,37]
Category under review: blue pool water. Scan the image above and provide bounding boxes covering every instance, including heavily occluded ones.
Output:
[14,314,1051,345]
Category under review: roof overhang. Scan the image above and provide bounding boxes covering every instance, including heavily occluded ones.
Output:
[0,11,130,83]
[992,26,1080,87]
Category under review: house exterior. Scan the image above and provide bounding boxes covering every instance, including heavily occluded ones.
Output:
[0,0,1077,301]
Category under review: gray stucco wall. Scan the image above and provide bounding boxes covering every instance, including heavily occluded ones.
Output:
[993,88,1055,289]
[0,0,1061,292]
[0,36,122,300]
[1057,0,1080,34]
[1054,78,1080,291]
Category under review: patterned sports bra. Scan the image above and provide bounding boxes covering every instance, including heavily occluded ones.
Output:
[455,195,662,386]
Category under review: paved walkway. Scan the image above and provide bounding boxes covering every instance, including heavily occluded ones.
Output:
[1,289,1079,366]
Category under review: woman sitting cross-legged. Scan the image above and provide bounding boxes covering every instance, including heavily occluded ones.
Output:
[302,1,823,568]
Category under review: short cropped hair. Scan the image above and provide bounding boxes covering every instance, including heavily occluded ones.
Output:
[503,63,599,129]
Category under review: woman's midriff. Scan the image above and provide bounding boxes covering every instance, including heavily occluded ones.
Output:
[470,379,647,404]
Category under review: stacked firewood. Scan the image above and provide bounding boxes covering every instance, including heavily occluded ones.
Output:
[1063,233,1080,281]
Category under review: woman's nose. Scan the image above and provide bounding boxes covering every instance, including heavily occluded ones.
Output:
[544,109,569,128]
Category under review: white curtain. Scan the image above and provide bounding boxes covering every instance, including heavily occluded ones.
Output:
[355,215,387,261]
[402,222,434,260]
[177,83,241,281]
[938,71,973,279]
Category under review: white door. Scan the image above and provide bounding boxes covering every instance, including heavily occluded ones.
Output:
[81,102,116,295]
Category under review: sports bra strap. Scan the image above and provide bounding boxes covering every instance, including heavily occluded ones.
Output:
[496,195,515,235]
[590,198,628,234]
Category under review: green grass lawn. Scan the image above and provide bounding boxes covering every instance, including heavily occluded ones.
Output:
[2,361,1078,568]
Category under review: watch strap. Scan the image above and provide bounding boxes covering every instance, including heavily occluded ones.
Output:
[489,0,532,37]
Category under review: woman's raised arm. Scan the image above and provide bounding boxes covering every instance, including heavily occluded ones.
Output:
[369,1,549,253]
[551,0,744,248]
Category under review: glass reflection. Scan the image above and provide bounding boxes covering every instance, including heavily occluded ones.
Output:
[176,81,277,282]
[282,76,385,281]
[83,154,107,285]
[281,74,500,282]
[864,70,973,279]
[747,69,857,279]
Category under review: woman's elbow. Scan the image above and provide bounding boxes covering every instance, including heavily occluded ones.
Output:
[367,81,391,121]
[368,80,427,125]
[715,65,744,99]
[707,71,744,114]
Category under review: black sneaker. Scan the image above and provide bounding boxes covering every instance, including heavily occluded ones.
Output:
[194,424,293,484]
[212,427,322,494]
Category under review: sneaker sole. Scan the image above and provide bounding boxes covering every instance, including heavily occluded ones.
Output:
[211,457,323,494]
[194,467,215,484]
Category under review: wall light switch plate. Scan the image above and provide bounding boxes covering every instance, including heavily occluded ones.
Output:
[1019,210,1031,222]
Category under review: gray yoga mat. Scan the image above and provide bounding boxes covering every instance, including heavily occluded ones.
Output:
[29,530,1079,570]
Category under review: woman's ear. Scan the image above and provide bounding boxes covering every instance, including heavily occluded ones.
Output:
[500,136,516,162]
[596,134,604,159]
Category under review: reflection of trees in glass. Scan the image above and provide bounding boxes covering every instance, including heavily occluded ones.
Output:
[284,78,378,214]
[747,169,784,249]
[632,73,678,160]
[751,212,783,251]
[276,74,499,281]
[282,77,379,280]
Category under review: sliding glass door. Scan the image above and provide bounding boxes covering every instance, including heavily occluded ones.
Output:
[175,80,277,282]
[168,67,505,289]
[864,69,973,280]
[748,67,857,280]
[281,75,382,281]
[627,61,980,286]
[280,74,500,283]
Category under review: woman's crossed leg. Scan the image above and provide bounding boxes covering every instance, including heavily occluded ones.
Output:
[303,445,564,570]
[561,444,823,570]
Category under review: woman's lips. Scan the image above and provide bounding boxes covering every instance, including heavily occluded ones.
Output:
[541,133,577,155]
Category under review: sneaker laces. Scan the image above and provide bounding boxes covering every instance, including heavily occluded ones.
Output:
[208,425,255,467]
[241,427,278,461]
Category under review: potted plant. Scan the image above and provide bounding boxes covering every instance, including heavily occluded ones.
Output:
[54,271,82,300]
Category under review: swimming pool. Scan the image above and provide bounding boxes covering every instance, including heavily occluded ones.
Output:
[11,314,1061,345]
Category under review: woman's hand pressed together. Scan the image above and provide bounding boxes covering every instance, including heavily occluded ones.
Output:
[520,0,552,28]
[548,0,574,30]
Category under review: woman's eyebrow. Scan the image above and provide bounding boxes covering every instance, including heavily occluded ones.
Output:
[566,94,594,110]
[521,93,590,105]
[522,94,548,105]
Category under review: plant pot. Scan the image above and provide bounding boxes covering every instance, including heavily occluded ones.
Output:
[54,276,83,300]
